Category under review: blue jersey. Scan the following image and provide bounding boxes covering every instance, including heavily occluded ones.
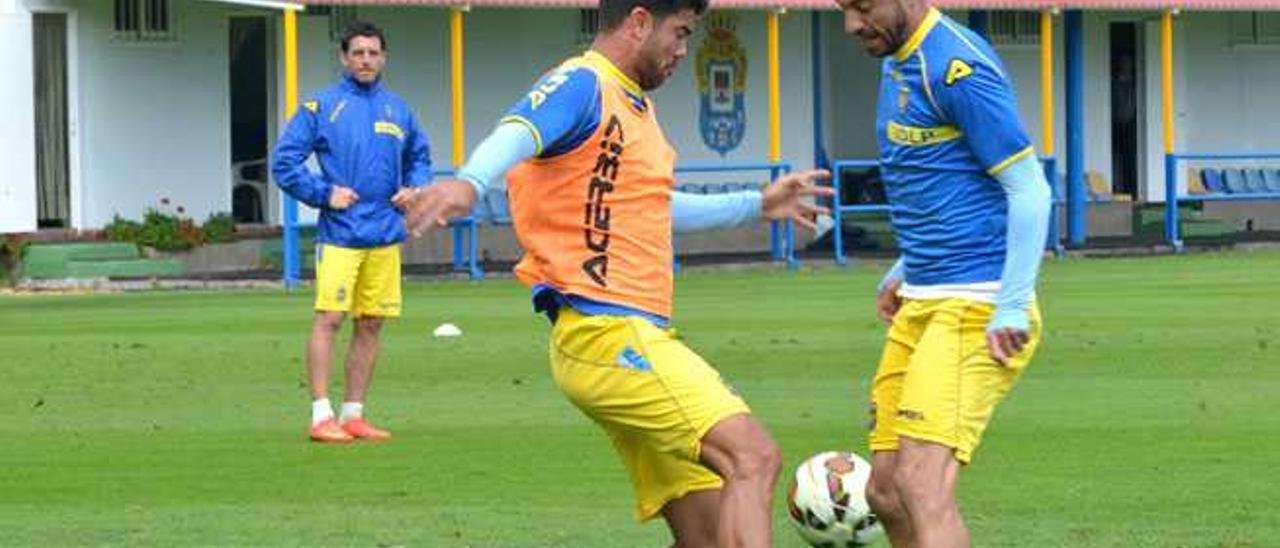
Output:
[272,73,432,248]
[876,9,1033,287]
[501,51,649,160]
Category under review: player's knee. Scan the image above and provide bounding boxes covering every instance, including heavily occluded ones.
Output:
[726,436,782,483]
[313,312,345,332]
[865,468,900,515]
[670,525,718,548]
[354,317,384,334]
[891,462,948,511]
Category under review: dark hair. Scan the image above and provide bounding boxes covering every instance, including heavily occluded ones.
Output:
[598,0,709,32]
[340,20,386,53]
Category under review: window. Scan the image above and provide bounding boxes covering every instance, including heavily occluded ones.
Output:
[988,11,1041,47]
[113,0,174,41]
[1230,12,1280,46]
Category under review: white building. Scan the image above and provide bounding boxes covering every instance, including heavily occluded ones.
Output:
[2,0,1278,243]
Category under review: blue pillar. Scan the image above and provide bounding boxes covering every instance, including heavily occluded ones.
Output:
[968,10,989,39]
[1065,10,1086,248]
[811,11,828,170]
[282,194,300,289]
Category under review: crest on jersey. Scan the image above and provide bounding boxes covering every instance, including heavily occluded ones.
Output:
[696,12,747,156]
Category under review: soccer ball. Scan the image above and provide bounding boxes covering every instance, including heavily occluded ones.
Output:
[786,451,884,547]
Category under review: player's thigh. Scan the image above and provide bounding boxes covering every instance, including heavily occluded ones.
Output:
[868,300,927,454]
[899,300,1043,463]
[548,309,748,519]
[352,244,402,318]
[314,244,366,313]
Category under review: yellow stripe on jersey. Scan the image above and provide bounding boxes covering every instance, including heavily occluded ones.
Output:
[987,145,1036,175]
[374,121,405,140]
[895,8,942,62]
[886,121,962,147]
[500,115,545,156]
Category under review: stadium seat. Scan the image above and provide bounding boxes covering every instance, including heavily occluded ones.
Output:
[676,183,702,194]
[1223,169,1249,194]
[1264,169,1280,193]
[1201,169,1227,193]
[1245,169,1268,193]
[1186,168,1208,195]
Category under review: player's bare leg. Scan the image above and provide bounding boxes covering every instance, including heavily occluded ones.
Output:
[307,311,347,400]
[866,450,916,548]
[895,437,967,548]
[697,413,783,548]
[661,489,720,548]
[343,316,384,404]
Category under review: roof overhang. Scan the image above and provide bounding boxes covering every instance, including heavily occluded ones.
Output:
[300,0,1280,10]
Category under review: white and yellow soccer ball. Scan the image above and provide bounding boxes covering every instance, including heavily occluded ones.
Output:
[786,451,884,547]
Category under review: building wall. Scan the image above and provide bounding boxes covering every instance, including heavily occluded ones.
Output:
[820,9,1280,205]
[8,5,1278,234]
[288,7,816,221]
[78,0,237,227]
[0,1,37,233]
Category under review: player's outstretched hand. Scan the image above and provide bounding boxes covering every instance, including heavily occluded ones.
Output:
[404,179,478,237]
[328,185,359,210]
[391,186,421,210]
[761,169,834,230]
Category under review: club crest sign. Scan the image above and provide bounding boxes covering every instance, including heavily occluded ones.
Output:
[695,12,747,156]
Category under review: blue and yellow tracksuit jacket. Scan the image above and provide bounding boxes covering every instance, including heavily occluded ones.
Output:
[271,73,432,248]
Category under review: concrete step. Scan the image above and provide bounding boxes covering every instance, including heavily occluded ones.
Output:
[64,259,187,279]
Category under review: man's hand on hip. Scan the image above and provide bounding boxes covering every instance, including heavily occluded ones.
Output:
[329,185,359,210]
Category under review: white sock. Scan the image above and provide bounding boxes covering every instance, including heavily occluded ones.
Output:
[339,402,364,423]
[311,398,335,426]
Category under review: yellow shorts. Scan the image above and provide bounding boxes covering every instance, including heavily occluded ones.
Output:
[869,298,1042,464]
[549,308,751,521]
[313,244,402,318]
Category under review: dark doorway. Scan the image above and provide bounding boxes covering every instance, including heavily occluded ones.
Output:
[1109,22,1140,199]
[229,17,269,224]
[33,13,71,229]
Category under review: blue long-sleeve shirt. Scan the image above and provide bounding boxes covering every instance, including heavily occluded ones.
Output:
[271,73,432,248]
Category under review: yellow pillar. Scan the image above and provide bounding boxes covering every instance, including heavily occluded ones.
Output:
[284,8,299,117]
[1161,10,1175,154]
[451,7,467,168]
[767,9,782,163]
[1040,10,1054,156]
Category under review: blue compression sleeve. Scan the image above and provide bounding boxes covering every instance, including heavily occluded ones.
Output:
[455,121,540,198]
[671,191,762,234]
[990,153,1052,332]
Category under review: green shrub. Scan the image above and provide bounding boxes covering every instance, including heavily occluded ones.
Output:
[104,215,144,244]
[139,209,204,250]
[202,213,237,243]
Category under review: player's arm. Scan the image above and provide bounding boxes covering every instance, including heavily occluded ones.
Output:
[405,66,600,234]
[402,111,433,188]
[392,111,433,209]
[271,100,337,209]
[874,257,905,324]
[671,169,832,233]
[934,56,1051,361]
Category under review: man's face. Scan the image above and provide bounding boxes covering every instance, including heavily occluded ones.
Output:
[341,35,386,84]
[635,9,700,91]
[837,0,909,58]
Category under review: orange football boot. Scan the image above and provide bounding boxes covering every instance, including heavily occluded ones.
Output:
[341,418,392,441]
[309,418,354,443]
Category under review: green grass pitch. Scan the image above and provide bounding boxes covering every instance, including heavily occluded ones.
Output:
[2,251,1278,547]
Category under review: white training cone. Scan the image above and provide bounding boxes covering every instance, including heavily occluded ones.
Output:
[433,323,463,338]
